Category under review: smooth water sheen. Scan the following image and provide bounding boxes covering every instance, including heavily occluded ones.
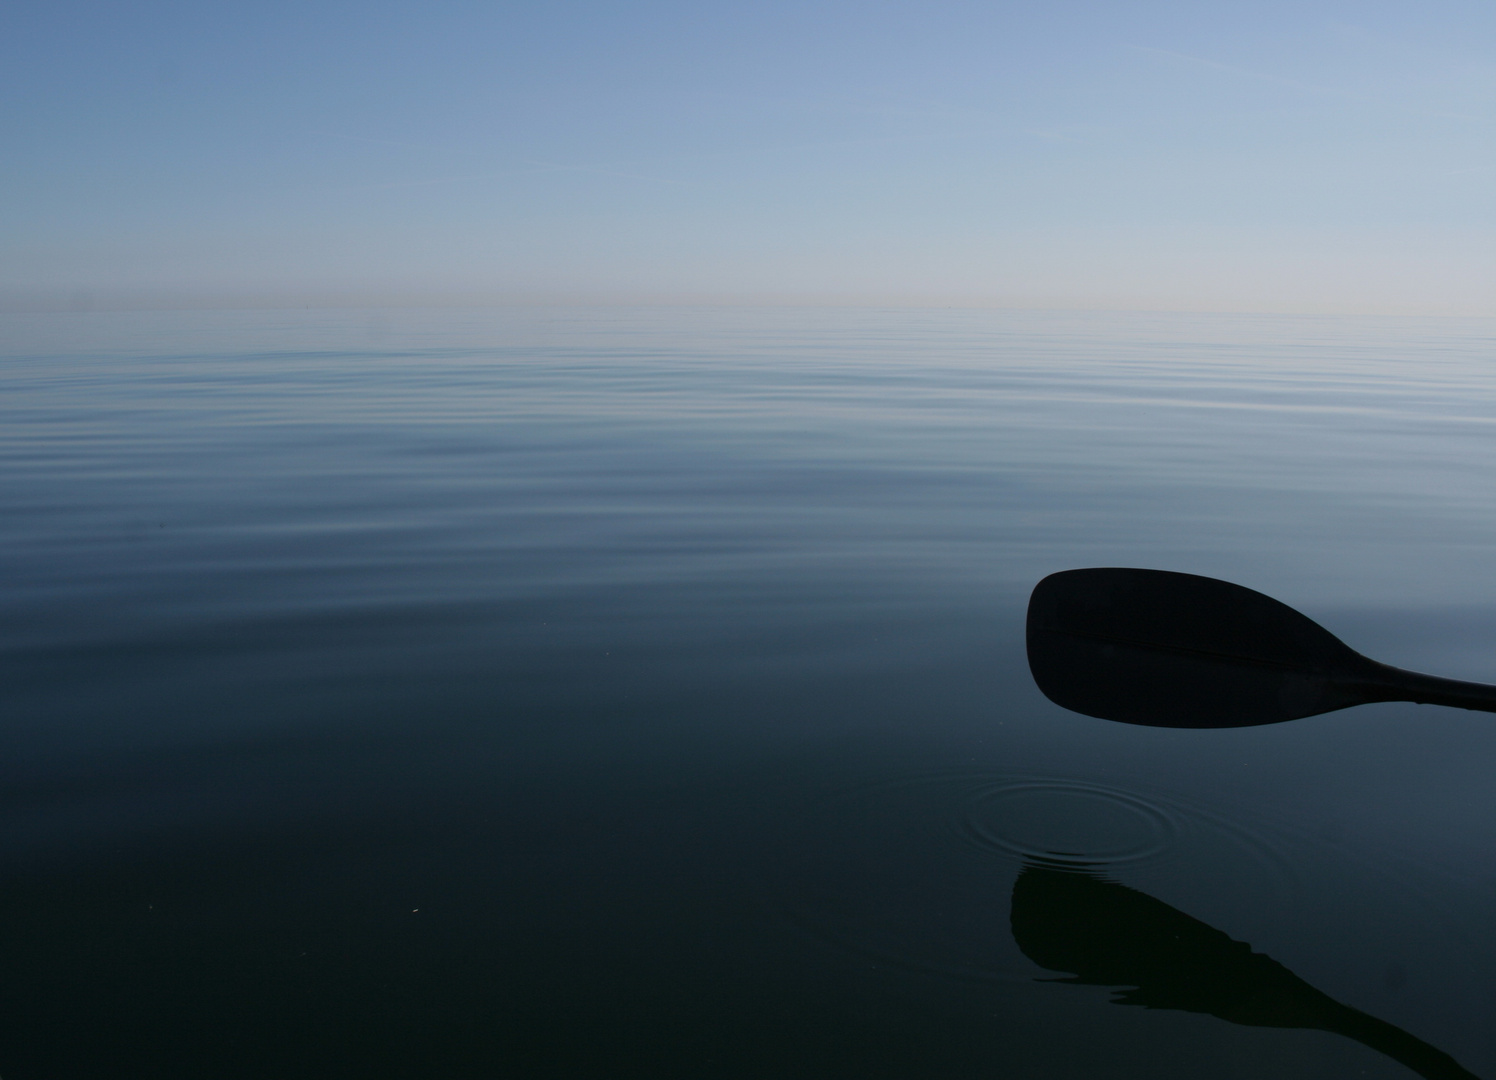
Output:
[3,307,1496,1078]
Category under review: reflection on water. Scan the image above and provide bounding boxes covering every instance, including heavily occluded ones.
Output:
[4,307,1496,1076]
[769,771,1294,982]
[1012,863,1477,1080]
[763,766,1492,1076]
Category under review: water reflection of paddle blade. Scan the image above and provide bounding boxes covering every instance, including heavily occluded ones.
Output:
[1010,863,1478,1080]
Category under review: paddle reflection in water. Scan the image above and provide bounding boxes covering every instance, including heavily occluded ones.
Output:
[1011,863,1478,1080]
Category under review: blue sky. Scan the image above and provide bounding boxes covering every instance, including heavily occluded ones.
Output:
[4,1,1493,312]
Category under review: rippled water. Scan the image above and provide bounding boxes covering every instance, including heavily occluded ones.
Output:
[3,307,1496,1077]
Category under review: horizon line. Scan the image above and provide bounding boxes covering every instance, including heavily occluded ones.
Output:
[4,288,1494,320]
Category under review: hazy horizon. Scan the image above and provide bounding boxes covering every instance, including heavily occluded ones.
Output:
[6,1,1493,317]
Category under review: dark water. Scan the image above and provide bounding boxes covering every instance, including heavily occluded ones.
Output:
[4,306,1496,1078]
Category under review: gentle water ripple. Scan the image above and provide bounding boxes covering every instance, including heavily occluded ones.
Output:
[2,307,1495,1077]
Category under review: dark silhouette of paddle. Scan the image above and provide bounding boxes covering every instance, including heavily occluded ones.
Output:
[1027,568,1496,728]
[1011,862,1479,1080]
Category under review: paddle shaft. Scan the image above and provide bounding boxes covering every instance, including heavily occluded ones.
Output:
[1369,662,1496,715]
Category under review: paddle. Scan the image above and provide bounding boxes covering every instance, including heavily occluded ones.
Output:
[1026,568,1496,728]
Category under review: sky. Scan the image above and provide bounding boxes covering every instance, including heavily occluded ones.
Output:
[3,1,1493,314]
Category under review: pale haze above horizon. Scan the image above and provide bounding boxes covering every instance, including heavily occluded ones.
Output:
[4,1,1493,315]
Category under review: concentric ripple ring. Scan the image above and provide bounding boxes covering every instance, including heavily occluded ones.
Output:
[958,778,1178,867]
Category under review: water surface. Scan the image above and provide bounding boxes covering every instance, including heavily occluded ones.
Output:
[3,306,1495,1077]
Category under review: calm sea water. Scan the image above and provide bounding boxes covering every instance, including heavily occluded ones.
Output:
[4,306,1496,1078]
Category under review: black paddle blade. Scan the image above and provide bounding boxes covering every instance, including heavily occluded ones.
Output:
[1026,568,1381,728]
